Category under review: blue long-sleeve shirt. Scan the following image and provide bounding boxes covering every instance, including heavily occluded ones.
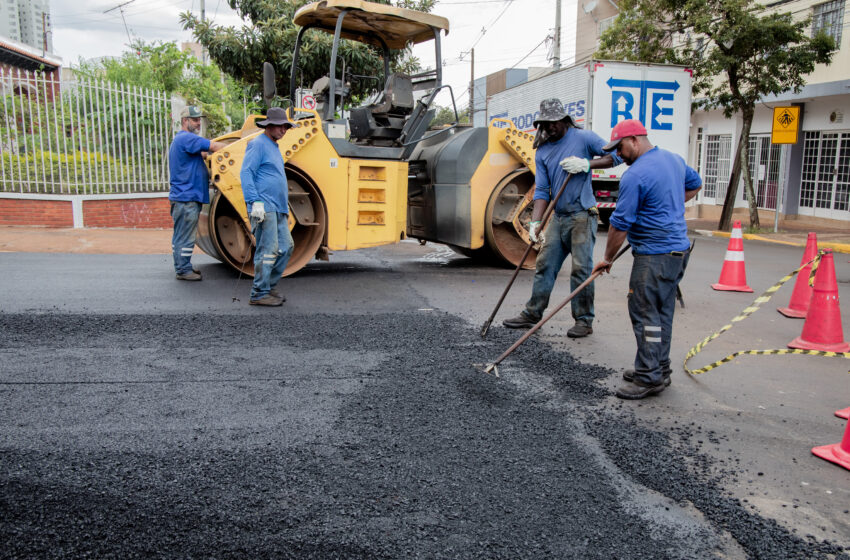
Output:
[532,127,622,215]
[609,147,702,254]
[240,133,288,213]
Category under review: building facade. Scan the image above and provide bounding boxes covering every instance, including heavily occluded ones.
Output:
[572,0,849,226]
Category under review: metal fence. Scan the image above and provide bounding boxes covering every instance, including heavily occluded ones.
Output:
[0,68,173,195]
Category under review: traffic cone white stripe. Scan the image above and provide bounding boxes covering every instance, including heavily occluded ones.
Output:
[723,250,745,262]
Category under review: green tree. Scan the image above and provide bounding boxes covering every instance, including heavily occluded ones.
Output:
[75,40,254,136]
[180,0,436,104]
[597,0,835,230]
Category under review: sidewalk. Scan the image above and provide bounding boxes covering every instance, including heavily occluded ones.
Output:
[685,218,850,254]
[0,226,173,254]
[1,222,848,254]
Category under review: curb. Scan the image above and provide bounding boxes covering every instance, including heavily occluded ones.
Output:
[693,229,850,254]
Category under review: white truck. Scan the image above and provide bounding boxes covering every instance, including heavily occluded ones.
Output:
[486,60,693,220]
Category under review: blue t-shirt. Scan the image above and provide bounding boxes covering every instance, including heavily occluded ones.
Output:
[168,130,211,203]
[609,147,702,255]
[533,127,622,215]
[240,133,289,213]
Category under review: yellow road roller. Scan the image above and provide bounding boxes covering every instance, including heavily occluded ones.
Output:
[196,0,540,276]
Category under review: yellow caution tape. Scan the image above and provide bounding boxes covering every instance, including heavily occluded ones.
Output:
[684,251,850,375]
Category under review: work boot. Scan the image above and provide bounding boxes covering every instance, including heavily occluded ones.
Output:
[615,379,666,400]
[249,294,283,307]
[567,323,593,338]
[623,369,672,387]
[502,313,537,329]
[176,271,202,281]
[269,287,287,302]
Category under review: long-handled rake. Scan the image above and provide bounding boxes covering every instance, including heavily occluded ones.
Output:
[231,217,257,303]
[477,243,631,377]
[480,173,575,338]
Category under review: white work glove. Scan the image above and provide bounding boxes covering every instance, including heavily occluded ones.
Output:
[560,156,590,174]
[528,220,544,244]
[250,201,265,223]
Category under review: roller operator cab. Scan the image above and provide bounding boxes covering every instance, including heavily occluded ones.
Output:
[196,0,544,277]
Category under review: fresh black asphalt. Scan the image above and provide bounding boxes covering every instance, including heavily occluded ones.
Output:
[2,311,848,559]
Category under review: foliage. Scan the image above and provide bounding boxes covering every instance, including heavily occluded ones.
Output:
[74,40,253,136]
[597,0,835,229]
[1,150,160,194]
[180,0,436,104]
[429,104,469,128]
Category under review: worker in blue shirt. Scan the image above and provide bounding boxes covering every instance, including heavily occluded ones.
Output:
[592,119,702,400]
[503,98,621,338]
[240,107,295,306]
[168,105,225,280]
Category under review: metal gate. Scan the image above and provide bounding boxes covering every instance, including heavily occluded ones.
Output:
[799,130,850,220]
[745,135,782,210]
[697,132,732,206]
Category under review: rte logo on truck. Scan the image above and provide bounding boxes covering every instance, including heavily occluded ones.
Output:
[606,76,680,130]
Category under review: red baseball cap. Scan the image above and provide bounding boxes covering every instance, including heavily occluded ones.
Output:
[603,119,648,151]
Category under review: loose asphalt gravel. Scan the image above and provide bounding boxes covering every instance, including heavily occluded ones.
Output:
[1,312,848,559]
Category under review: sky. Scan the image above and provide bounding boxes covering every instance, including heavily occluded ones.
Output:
[50,0,579,109]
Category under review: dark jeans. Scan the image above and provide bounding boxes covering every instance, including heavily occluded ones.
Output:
[251,212,294,300]
[523,210,597,326]
[170,201,201,275]
[628,252,690,386]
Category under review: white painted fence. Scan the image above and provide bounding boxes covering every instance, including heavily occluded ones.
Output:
[0,68,173,195]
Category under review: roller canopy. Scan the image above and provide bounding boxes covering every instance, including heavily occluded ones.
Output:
[293,0,449,49]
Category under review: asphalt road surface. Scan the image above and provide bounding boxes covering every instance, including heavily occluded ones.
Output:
[1,233,848,558]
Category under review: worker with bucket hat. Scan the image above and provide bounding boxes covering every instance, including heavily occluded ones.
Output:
[592,119,702,399]
[502,98,622,338]
[240,107,296,306]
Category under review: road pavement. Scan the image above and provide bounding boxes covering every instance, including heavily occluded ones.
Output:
[0,231,848,558]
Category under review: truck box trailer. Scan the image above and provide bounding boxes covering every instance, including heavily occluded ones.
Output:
[486,60,693,218]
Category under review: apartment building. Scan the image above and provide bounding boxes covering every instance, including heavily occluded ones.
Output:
[0,0,52,54]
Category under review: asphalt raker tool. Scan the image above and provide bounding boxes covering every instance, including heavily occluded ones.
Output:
[231,217,257,303]
[479,173,575,339]
[478,244,630,377]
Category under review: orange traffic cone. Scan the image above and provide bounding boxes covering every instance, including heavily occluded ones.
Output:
[712,220,753,292]
[777,232,818,318]
[812,415,850,471]
[788,250,850,353]
[837,407,850,420]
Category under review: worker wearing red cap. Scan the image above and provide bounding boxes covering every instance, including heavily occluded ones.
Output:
[591,119,702,400]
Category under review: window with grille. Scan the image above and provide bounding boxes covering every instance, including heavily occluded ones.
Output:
[812,0,845,45]
[701,134,732,201]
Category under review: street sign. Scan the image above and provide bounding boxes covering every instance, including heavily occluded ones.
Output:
[301,94,316,110]
[771,106,800,144]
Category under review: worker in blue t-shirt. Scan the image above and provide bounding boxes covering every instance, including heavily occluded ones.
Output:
[592,120,702,400]
[168,105,225,281]
[240,107,295,307]
[503,98,621,339]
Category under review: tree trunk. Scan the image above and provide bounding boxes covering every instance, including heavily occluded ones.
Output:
[739,107,759,229]
[717,105,758,231]
[718,137,743,231]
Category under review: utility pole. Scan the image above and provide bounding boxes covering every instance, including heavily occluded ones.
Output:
[553,0,561,70]
[41,13,47,56]
[103,0,136,45]
[469,48,474,125]
[200,0,207,65]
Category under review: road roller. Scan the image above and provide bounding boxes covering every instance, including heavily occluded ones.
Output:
[195,0,541,276]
